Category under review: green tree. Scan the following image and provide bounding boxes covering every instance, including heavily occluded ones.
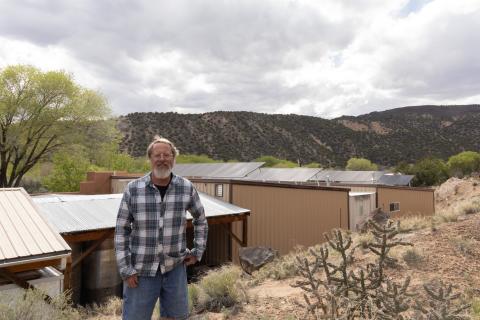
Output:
[447,151,480,177]
[43,151,91,192]
[304,162,322,168]
[176,154,221,164]
[255,155,298,168]
[394,161,414,175]
[0,65,112,187]
[346,157,378,171]
[411,157,449,186]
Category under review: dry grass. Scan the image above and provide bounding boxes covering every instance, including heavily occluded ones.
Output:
[0,289,81,320]
[397,215,432,233]
[457,199,480,215]
[191,265,248,313]
[472,298,480,319]
[249,250,303,285]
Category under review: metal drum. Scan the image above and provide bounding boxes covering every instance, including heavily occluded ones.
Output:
[82,238,122,305]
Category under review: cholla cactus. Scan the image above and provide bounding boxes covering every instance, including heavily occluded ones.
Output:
[413,280,471,320]
[293,221,470,319]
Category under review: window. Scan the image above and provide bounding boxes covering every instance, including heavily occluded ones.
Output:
[389,202,400,212]
[215,184,223,197]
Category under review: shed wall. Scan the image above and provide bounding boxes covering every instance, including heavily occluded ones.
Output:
[377,187,435,218]
[111,179,130,194]
[230,184,349,262]
[192,182,230,202]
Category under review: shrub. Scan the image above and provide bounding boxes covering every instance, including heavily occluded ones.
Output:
[250,253,300,285]
[457,199,480,215]
[447,151,480,178]
[451,237,476,256]
[195,265,247,313]
[0,289,81,320]
[353,232,374,249]
[402,248,424,266]
[345,157,378,171]
[434,210,461,223]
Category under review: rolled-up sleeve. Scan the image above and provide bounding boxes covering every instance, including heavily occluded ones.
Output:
[188,187,208,261]
[114,188,137,279]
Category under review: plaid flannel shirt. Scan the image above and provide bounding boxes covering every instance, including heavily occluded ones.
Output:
[114,173,208,279]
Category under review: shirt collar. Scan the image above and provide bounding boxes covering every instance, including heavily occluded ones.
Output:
[145,172,178,188]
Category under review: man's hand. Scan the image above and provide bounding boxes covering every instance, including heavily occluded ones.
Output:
[184,255,198,266]
[126,274,138,288]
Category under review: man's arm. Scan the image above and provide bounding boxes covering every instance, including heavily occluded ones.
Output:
[114,188,137,279]
[188,187,208,261]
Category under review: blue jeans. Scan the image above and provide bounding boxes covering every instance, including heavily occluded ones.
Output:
[122,263,188,320]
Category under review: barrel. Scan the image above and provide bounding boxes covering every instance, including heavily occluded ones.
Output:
[82,238,122,305]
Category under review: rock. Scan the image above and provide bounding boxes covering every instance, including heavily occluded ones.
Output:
[239,246,278,274]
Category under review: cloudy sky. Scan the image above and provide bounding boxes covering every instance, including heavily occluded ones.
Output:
[1,0,479,118]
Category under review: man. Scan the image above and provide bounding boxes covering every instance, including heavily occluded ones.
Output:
[115,136,208,320]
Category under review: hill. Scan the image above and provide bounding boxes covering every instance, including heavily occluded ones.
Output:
[117,105,480,167]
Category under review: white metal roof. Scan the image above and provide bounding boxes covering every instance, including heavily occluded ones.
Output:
[33,192,250,234]
[173,162,264,178]
[243,168,322,182]
[0,188,71,267]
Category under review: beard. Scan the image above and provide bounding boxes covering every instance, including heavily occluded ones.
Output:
[153,165,172,179]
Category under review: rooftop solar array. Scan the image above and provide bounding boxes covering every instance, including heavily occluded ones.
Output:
[243,167,322,182]
[173,162,264,178]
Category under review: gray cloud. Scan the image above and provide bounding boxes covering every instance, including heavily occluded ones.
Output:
[0,0,478,118]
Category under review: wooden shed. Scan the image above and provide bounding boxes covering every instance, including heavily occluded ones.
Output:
[0,188,71,300]
[33,192,250,304]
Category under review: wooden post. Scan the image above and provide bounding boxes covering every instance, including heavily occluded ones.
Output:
[63,255,72,292]
[242,218,248,247]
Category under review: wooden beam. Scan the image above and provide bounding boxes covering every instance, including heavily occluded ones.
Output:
[72,230,113,269]
[5,258,63,273]
[187,213,249,228]
[0,268,52,303]
[62,229,114,243]
[219,223,245,247]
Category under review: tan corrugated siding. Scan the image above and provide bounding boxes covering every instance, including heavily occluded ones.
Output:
[191,182,230,202]
[377,187,435,218]
[230,184,349,262]
[0,188,70,264]
[191,182,231,265]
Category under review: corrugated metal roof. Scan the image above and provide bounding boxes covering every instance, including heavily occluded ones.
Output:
[378,174,414,186]
[244,168,322,182]
[0,188,71,267]
[173,162,264,178]
[33,192,250,234]
[310,171,386,184]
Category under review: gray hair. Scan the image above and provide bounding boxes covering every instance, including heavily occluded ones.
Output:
[146,135,179,158]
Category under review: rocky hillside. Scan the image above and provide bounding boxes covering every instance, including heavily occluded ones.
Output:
[117,105,480,167]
